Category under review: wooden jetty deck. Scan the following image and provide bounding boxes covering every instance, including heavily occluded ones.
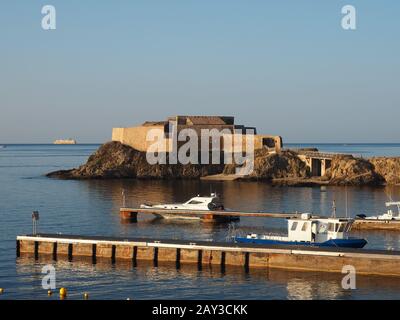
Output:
[119,207,305,222]
[16,234,400,277]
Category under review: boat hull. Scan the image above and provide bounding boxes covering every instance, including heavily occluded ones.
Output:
[234,237,367,248]
[153,213,201,220]
[153,213,239,222]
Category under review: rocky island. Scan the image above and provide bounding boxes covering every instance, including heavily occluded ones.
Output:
[47,141,400,186]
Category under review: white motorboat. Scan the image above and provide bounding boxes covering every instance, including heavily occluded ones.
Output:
[140,193,232,220]
[357,202,400,221]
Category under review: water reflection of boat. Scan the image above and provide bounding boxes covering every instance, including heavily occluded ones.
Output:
[234,213,367,248]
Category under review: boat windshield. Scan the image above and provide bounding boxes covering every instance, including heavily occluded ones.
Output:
[327,222,351,233]
[188,200,203,204]
[208,200,224,211]
[344,222,352,232]
[328,222,344,232]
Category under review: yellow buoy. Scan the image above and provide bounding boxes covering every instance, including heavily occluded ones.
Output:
[0,288,4,294]
[83,292,89,300]
[47,290,53,296]
[59,287,67,298]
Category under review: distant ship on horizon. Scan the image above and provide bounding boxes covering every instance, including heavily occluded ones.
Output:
[53,139,77,145]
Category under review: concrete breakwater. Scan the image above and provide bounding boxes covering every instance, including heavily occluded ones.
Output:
[353,219,400,231]
[16,234,400,277]
[46,141,400,186]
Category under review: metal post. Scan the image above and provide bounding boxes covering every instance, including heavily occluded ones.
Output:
[332,201,336,218]
[122,189,126,207]
[32,211,39,235]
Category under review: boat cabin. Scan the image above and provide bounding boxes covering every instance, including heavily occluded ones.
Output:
[287,213,354,243]
[183,193,224,211]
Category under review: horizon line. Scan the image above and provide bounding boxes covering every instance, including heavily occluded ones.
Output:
[1,142,400,145]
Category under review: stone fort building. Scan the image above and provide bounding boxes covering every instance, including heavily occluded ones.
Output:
[112,115,282,154]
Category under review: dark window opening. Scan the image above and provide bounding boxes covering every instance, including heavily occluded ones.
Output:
[262,138,275,148]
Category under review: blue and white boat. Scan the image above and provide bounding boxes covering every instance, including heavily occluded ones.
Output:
[234,213,367,248]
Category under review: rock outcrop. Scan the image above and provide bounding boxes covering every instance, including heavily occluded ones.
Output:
[369,157,400,185]
[47,141,400,186]
[223,149,308,181]
[324,156,384,186]
[47,141,225,179]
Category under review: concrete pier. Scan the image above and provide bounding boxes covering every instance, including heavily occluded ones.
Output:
[16,234,400,277]
[353,219,400,231]
[119,207,303,222]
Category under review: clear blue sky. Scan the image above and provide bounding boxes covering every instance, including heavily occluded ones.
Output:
[0,1,399,143]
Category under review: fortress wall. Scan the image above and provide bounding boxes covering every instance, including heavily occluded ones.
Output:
[112,125,168,152]
[254,135,283,152]
[111,128,125,142]
[112,125,283,154]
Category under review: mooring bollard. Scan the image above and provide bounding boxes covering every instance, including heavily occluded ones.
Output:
[120,210,138,222]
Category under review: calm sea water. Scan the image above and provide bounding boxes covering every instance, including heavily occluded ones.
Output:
[1,143,400,300]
